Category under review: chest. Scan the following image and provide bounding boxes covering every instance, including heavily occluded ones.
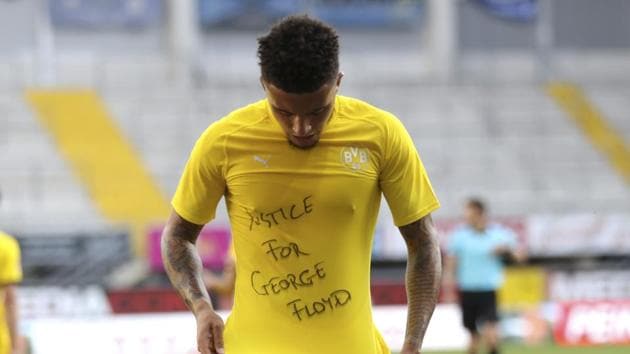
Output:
[460,233,500,256]
[224,137,382,217]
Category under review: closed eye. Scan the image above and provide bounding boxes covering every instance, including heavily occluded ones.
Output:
[275,108,293,117]
[308,105,330,116]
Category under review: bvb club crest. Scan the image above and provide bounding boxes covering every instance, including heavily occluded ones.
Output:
[341,146,369,171]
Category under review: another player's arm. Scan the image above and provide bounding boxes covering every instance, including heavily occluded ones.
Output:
[398,214,442,354]
[441,254,458,302]
[4,285,19,353]
[203,257,236,295]
[493,233,528,263]
[161,211,225,354]
[494,246,527,263]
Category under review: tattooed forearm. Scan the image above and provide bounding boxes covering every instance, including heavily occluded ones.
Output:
[399,214,442,352]
[161,212,211,314]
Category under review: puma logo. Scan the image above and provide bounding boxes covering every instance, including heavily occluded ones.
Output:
[253,155,270,167]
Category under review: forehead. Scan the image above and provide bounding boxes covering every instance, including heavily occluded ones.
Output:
[265,81,335,113]
[465,204,483,215]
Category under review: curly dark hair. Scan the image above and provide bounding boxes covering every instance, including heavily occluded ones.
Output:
[467,197,487,214]
[257,15,339,94]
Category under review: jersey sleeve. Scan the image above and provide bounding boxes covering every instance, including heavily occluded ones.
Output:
[379,114,440,226]
[0,236,23,285]
[172,122,227,225]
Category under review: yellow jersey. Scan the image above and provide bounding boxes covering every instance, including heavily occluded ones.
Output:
[172,96,439,354]
[0,231,22,354]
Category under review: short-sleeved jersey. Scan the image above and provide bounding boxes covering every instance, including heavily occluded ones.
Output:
[0,232,21,286]
[447,224,517,291]
[172,96,439,354]
[0,231,22,354]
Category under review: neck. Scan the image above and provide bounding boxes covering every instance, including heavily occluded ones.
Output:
[472,220,486,232]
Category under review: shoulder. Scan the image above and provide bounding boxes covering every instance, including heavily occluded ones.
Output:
[449,225,470,240]
[336,96,411,157]
[487,223,509,233]
[336,96,401,130]
[197,100,269,148]
[452,225,470,235]
[0,231,20,252]
[446,225,468,253]
[488,223,515,238]
[223,99,269,124]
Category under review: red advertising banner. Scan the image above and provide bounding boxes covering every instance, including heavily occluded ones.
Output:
[371,282,407,305]
[554,301,630,346]
[108,288,187,314]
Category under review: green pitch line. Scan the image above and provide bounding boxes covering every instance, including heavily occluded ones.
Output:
[413,343,628,354]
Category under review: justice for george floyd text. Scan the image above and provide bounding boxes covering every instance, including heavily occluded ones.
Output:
[246,195,313,231]
[245,198,353,321]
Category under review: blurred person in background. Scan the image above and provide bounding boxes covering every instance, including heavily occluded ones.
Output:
[162,15,441,354]
[442,198,526,354]
[0,194,24,354]
[203,246,236,306]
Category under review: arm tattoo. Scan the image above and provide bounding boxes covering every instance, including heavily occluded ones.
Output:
[399,214,442,351]
[161,213,210,313]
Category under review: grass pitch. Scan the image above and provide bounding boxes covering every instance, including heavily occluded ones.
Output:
[406,343,629,354]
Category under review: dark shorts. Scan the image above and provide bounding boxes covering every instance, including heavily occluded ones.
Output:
[459,290,499,332]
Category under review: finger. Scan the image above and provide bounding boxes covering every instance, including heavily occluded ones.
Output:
[212,322,225,354]
[207,331,217,354]
[198,334,213,354]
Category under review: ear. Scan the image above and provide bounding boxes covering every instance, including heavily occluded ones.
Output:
[336,72,344,88]
[260,77,267,91]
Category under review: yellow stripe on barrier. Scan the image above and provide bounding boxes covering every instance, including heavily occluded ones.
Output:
[547,82,630,185]
[26,89,170,255]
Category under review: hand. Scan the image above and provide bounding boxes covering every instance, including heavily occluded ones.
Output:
[194,302,225,354]
[492,245,511,257]
[513,248,527,263]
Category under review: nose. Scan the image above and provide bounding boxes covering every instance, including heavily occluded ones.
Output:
[291,116,312,137]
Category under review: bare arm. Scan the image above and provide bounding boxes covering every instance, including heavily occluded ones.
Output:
[161,211,208,311]
[398,214,442,354]
[511,247,528,263]
[493,243,528,263]
[4,286,18,352]
[440,253,458,302]
[161,211,225,354]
